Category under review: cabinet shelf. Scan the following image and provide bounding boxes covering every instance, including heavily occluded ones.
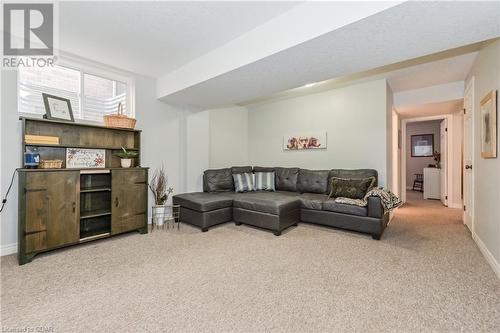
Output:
[80,209,111,219]
[25,143,139,150]
[79,233,110,242]
[80,186,111,193]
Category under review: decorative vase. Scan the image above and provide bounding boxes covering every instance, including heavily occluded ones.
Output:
[152,205,166,227]
[120,158,132,168]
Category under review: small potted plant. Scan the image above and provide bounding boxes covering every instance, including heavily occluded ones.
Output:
[114,147,138,168]
[433,150,441,169]
[149,166,174,227]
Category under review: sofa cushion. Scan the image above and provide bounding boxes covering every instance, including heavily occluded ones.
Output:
[254,172,276,191]
[328,177,375,199]
[231,166,253,174]
[275,167,299,192]
[233,192,301,215]
[253,166,275,173]
[203,168,234,192]
[297,169,329,194]
[173,192,233,212]
[300,193,328,210]
[322,200,368,217]
[329,169,378,191]
[233,173,255,193]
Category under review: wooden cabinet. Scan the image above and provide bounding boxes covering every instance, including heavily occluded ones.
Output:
[19,171,80,263]
[111,169,148,234]
[18,117,148,265]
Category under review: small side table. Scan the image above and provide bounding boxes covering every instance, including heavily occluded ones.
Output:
[151,204,181,231]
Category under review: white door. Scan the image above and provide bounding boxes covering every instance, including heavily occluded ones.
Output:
[440,119,448,206]
[463,79,474,231]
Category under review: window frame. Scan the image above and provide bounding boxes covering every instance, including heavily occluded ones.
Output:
[17,55,135,124]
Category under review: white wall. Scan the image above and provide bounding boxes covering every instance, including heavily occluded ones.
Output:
[185,110,210,193]
[392,109,401,197]
[0,70,20,256]
[247,79,389,186]
[133,75,186,209]
[208,106,249,168]
[466,40,500,276]
[405,120,441,188]
[0,67,192,255]
[386,83,394,191]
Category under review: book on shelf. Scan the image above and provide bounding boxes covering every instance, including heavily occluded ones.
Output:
[25,135,60,145]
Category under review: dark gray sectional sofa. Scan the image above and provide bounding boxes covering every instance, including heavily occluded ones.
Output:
[173,166,389,239]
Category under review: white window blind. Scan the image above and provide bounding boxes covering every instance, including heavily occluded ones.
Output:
[83,73,127,123]
[18,64,132,123]
[18,66,80,117]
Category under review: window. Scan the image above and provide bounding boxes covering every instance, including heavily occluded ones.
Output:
[18,63,133,123]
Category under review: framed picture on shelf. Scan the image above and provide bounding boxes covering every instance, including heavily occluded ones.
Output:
[66,148,105,168]
[42,93,75,122]
[480,90,497,158]
[411,134,434,157]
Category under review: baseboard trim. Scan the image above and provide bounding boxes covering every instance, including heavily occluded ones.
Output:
[1,243,17,256]
[473,232,500,280]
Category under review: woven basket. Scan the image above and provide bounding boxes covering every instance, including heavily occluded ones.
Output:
[103,103,136,129]
[39,160,63,169]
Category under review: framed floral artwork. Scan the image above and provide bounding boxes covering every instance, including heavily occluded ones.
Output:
[66,148,106,168]
[480,90,497,158]
[283,132,327,150]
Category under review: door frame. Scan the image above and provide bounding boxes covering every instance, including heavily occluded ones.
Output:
[400,114,454,205]
[463,77,475,232]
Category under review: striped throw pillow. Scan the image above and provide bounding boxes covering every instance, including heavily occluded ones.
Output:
[233,173,255,193]
[254,172,276,191]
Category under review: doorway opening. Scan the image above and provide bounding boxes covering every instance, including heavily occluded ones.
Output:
[399,106,464,211]
[404,118,447,206]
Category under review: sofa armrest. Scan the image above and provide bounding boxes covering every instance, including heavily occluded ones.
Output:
[367,196,384,218]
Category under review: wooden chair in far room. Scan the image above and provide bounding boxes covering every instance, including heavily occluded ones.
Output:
[412,173,423,192]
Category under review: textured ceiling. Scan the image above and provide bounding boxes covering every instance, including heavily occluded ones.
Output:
[162,1,499,108]
[59,1,299,77]
[386,52,477,93]
[397,100,464,119]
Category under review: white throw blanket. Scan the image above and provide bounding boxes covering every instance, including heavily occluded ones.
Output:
[334,187,402,212]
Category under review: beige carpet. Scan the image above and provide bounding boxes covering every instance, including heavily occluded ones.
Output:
[1,192,499,332]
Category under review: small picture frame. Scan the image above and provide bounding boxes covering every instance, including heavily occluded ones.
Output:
[42,93,75,122]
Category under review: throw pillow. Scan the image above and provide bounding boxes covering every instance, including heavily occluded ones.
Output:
[203,168,233,192]
[233,173,256,193]
[328,177,375,199]
[254,172,276,191]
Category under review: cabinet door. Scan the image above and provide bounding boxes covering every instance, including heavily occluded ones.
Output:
[24,171,79,251]
[111,169,147,234]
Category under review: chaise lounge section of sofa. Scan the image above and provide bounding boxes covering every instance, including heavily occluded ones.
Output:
[173,166,389,239]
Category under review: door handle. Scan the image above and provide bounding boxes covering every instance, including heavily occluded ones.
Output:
[115,197,119,207]
[72,202,76,213]
[465,165,472,170]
